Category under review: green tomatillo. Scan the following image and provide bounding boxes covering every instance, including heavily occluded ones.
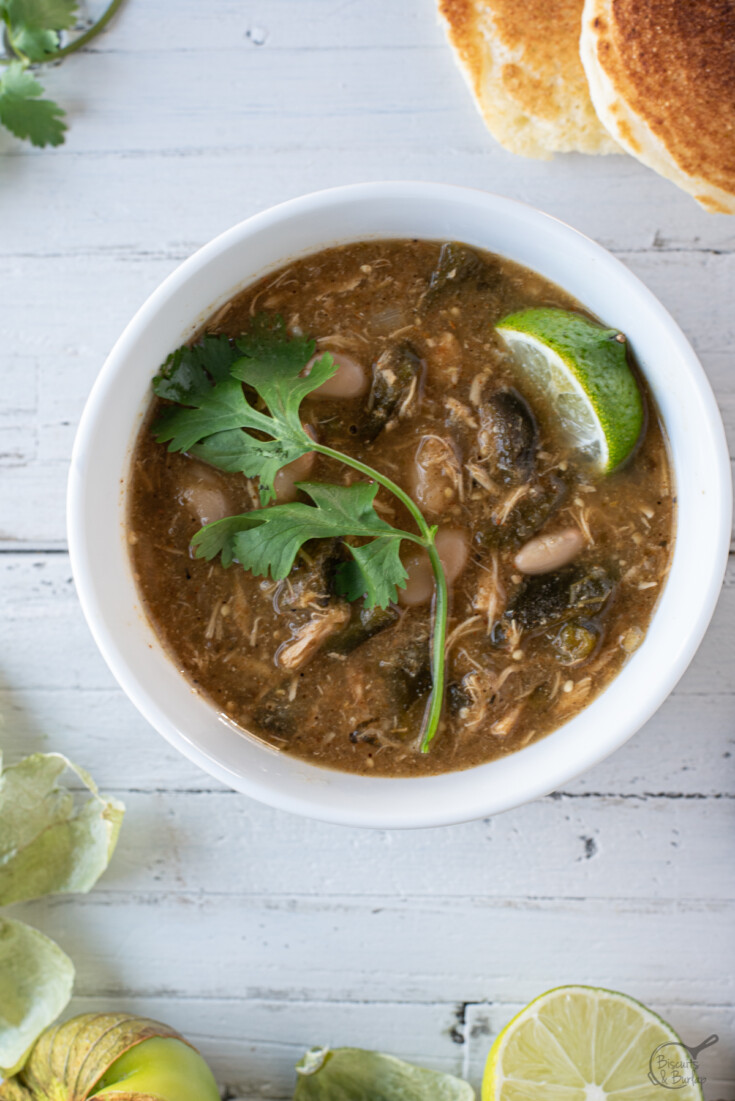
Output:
[0,1013,220,1101]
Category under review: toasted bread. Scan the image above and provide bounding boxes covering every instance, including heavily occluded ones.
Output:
[439,0,619,158]
[581,0,735,212]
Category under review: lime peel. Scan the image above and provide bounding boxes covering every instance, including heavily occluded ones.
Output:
[496,308,644,473]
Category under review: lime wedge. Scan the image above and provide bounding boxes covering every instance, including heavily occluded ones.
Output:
[482,985,704,1101]
[496,308,644,473]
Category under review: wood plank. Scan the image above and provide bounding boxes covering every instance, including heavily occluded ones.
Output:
[1,148,733,260]
[49,0,453,52]
[17,893,735,1007]
[82,790,735,903]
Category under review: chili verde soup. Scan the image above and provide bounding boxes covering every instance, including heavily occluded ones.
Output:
[127,239,674,778]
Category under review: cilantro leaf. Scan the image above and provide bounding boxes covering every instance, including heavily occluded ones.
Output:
[154,376,312,503]
[334,559,367,603]
[153,333,240,403]
[185,512,267,568]
[339,537,408,609]
[152,315,338,504]
[232,313,336,434]
[192,481,410,608]
[3,0,78,61]
[0,62,66,147]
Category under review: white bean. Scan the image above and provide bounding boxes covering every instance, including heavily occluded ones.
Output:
[178,465,232,526]
[514,527,585,575]
[408,436,461,517]
[305,351,368,399]
[398,528,469,607]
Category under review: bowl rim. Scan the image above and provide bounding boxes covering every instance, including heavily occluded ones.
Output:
[67,181,732,828]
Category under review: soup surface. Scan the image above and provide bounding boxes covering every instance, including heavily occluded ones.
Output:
[128,239,674,777]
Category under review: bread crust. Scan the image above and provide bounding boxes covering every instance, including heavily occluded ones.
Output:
[439,0,619,158]
[581,0,735,212]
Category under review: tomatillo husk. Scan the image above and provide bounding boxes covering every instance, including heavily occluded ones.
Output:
[0,1013,220,1101]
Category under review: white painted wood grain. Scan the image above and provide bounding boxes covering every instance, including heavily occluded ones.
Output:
[1,0,734,1096]
[14,892,734,1007]
[66,790,735,903]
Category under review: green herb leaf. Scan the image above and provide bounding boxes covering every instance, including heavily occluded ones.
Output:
[232,314,335,426]
[336,537,408,609]
[0,62,66,147]
[153,316,336,504]
[0,751,124,907]
[193,482,410,609]
[188,512,268,568]
[153,333,240,402]
[0,919,75,1077]
[3,0,78,61]
[333,559,367,603]
[293,1047,475,1101]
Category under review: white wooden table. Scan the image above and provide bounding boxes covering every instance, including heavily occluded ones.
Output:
[2,1,734,1096]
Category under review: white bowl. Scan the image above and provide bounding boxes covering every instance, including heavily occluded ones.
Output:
[68,183,731,828]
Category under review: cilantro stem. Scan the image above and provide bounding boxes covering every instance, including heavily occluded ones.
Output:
[313,441,449,753]
[422,540,449,753]
[312,444,429,537]
[40,0,126,61]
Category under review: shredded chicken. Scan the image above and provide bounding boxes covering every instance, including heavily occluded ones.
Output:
[276,576,330,612]
[457,671,488,728]
[573,505,594,545]
[277,604,351,671]
[396,375,419,419]
[249,616,263,647]
[555,676,593,713]
[444,396,478,430]
[469,371,489,407]
[493,483,531,526]
[446,615,483,653]
[473,554,506,633]
[317,331,366,349]
[465,459,498,494]
[249,267,294,316]
[316,274,366,299]
[491,705,523,738]
[503,620,523,651]
[431,332,462,382]
[207,300,234,330]
[204,599,224,641]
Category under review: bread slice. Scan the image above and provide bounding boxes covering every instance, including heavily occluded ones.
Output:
[439,0,620,159]
[581,0,735,213]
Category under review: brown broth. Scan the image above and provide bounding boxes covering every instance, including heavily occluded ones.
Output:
[127,239,675,777]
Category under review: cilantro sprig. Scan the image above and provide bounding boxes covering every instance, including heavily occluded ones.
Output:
[194,481,414,613]
[152,316,449,753]
[0,0,125,148]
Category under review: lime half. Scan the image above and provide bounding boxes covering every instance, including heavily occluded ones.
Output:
[482,985,704,1101]
[496,308,644,473]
